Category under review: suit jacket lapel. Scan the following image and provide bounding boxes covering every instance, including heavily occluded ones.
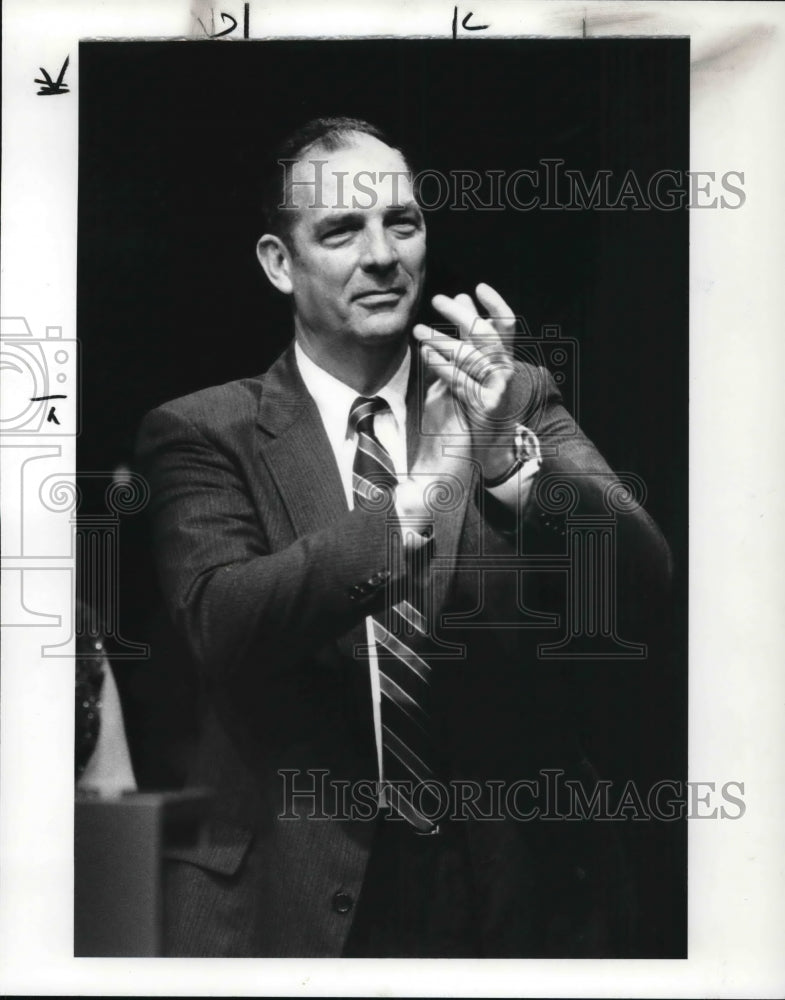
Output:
[256,344,374,747]
[256,342,348,534]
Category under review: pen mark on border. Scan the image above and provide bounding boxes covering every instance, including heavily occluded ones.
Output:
[196,11,238,38]
[29,395,67,425]
[35,55,70,96]
[452,7,490,40]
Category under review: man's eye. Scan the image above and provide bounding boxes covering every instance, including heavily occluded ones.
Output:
[391,220,417,235]
[322,227,353,244]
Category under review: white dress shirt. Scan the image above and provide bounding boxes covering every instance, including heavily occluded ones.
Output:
[295,341,410,787]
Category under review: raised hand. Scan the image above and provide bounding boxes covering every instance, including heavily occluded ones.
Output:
[413,283,531,481]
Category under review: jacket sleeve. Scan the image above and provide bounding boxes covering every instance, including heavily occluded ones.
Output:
[521,365,673,590]
[135,401,403,682]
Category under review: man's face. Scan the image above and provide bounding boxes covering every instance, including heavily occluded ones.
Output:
[283,134,426,355]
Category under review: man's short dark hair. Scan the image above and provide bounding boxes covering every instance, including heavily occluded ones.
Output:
[260,116,411,245]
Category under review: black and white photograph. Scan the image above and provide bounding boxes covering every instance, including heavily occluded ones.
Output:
[76,36,687,960]
[1,1,783,995]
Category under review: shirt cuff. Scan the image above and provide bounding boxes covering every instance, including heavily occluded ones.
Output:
[394,478,435,550]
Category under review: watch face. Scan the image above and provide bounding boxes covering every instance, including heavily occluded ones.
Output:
[515,424,542,465]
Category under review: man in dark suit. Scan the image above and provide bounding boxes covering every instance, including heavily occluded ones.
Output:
[136,117,671,957]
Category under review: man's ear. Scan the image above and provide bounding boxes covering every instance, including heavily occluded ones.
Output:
[256,234,294,295]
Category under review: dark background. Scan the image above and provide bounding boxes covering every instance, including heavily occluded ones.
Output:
[78,39,688,957]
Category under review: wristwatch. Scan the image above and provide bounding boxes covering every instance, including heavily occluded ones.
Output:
[484,423,543,488]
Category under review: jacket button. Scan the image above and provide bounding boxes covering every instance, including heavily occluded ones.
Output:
[332,890,353,914]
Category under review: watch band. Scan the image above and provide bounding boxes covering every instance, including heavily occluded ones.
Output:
[484,423,543,488]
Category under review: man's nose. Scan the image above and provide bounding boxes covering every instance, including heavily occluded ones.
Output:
[359,226,397,271]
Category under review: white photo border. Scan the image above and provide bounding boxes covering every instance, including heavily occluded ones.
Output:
[2,0,784,995]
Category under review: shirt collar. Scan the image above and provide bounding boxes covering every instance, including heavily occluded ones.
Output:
[294,340,411,442]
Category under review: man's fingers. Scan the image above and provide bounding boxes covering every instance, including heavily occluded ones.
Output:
[454,293,478,319]
[431,293,499,349]
[475,282,514,319]
[414,331,512,415]
[474,283,517,345]
[421,353,476,412]
[413,324,479,370]
[424,357,510,419]
[414,324,511,382]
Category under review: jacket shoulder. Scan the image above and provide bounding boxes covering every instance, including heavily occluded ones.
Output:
[142,376,264,436]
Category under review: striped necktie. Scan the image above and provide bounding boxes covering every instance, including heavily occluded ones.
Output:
[349,395,441,833]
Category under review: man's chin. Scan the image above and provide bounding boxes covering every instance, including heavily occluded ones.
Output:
[354,315,412,345]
